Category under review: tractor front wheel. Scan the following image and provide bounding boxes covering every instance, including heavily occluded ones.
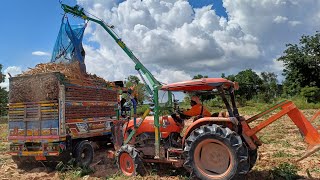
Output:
[184,124,249,180]
[116,144,146,176]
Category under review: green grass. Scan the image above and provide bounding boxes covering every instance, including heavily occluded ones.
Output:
[280,141,292,148]
[56,158,95,179]
[270,163,299,180]
[290,96,320,109]
[272,151,294,158]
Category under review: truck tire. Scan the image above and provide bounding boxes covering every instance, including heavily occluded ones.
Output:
[184,124,249,180]
[74,141,94,168]
[116,144,146,176]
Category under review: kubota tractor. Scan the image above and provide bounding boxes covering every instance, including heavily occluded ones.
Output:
[61,4,320,180]
[113,78,320,180]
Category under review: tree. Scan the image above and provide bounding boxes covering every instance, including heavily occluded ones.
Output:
[125,75,145,104]
[225,74,236,82]
[234,69,263,100]
[300,86,320,103]
[0,64,8,116]
[278,32,320,96]
[193,74,208,79]
[259,72,278,103]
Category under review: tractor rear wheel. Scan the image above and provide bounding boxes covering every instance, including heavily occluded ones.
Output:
[116,144,146,176]
[184,124,249,180]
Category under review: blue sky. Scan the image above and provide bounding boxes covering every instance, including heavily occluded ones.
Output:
[0,0,226,71]
[0,0,75,69]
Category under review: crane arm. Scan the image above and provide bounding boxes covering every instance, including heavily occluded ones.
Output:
[61,4,161,95]
[62,3,167,159]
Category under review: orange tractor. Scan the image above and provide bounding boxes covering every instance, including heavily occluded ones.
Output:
[61,4,320,180]
[113,78,320,180]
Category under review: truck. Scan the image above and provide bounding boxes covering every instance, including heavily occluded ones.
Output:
[8,72,119,167]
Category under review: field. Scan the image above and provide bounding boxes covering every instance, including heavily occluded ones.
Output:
[1,108,320,180]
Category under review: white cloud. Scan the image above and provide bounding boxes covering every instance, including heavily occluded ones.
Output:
[288,20,301,26]
[0,66,22,90]
[32,51,50,56]
[273,16,288,23]
[75,0,320,83]
[153,69,192,84]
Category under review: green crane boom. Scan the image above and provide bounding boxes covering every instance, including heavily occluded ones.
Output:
[61,3,162,158]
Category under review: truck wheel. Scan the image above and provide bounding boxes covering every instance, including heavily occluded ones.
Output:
[74,141,94,168]
[184,124,249,180]
[116,144,145,176]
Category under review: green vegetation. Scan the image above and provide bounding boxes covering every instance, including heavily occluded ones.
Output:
[272,151,294,158]
[0,64,8,116]
[137,104,149,116]
[279,33,320,97]
[124,75,146,105]
[58,167,94,180]
[270,163,299,180]
[300,86,320,103]
[57,159,94,180]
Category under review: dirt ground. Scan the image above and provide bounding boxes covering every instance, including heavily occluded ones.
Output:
[1,109,320,180]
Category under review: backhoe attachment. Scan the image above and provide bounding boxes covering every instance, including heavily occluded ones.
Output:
[310,110,320,123]
[241,100,320,161]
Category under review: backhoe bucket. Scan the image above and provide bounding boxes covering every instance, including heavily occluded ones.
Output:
[310,110,320,122]
[243,100,320,161]
[286,107,320,161]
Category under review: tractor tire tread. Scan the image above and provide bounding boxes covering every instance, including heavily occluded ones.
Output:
[184,124,249,180]
[116,144,146,176]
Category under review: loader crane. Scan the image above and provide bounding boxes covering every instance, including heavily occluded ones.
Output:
[61,3,320,180]
[61,3,167,158]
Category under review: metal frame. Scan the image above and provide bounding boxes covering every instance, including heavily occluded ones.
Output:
[241,100,320,161]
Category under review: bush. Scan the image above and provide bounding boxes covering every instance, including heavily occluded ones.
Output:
[291,96,320,109]
[300,86,320,103]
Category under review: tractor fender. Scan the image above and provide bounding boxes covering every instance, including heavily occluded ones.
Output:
[182,117,238,146]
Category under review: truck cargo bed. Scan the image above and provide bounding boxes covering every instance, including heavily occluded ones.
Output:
[8,72,118,157]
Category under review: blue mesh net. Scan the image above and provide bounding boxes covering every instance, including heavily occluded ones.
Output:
[51,17,86,72]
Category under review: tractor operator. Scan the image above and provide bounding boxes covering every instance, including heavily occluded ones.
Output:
[182,96,211,117]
